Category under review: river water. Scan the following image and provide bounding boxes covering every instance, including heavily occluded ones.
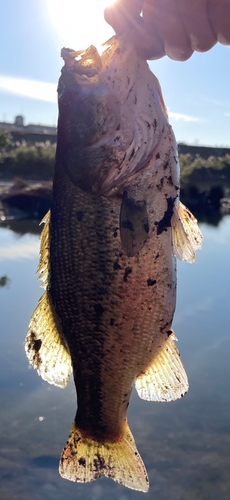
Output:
[0,215,229,500]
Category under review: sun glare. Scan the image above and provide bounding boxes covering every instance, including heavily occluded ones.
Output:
[46,0,115,52]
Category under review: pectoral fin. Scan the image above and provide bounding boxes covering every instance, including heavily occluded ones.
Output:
[25,290,72,388]
[171,201,203,263]
[135,333,188,402]
[120,191,149,257]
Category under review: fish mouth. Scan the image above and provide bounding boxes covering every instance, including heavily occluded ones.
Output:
[60,36,117,78]
[61,45,103,78]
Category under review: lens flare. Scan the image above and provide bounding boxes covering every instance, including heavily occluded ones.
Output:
[46,0,115,50]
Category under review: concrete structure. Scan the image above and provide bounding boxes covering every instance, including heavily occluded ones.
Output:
[0,115,56,135]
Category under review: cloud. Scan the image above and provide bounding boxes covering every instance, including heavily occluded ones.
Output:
[224,112,230,117]
[0,241,40,261]
[168,111,200,122]
[202,96,230,107]
[0,75,57,103]
[0,75,203,124]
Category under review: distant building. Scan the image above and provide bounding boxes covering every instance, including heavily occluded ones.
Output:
[0,115,56,135]
[15,115,24,127]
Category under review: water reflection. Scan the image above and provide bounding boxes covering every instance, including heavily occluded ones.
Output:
[0,239,40,262]
[0,275,10,288]
[0,216,229,500]
[0,218,42,236]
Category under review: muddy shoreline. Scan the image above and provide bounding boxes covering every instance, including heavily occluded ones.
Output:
[0,178,229,226]
[0,179,52,220]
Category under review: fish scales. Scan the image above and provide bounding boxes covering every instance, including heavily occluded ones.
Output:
[50,161,175,434]
[25,35,202,492]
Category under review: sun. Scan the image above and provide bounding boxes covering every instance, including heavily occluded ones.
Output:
[46,0,116,51]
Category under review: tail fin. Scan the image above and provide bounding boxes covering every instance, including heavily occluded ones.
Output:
[59,421,149,492]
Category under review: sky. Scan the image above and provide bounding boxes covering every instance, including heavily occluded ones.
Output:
[0,0,229,147]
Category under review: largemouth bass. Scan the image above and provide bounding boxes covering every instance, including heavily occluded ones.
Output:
[25,36,202,492]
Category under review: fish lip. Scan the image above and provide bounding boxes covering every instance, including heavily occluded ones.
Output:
[61,45,103,78]
[60,36,123,79]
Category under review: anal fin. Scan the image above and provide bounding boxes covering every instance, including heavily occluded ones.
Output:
[171,201,203,263]
[59,421,149,492]
[25,290,72,388]
[135,333,188,402]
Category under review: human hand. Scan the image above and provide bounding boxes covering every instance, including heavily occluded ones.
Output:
[104,0,230,60]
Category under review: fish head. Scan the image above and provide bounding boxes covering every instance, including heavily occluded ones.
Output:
[57,36,167,195]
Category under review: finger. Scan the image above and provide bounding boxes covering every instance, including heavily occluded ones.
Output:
[131,17,166,60]
[104,0,165,59]
[143,0,194,61]
[135,23,165,60]
[137,0,165,59]
[104,4,125,34]
[208,0,230,45]
[177,0,217,52]
[122,0,145,18]
[104,0,144,35]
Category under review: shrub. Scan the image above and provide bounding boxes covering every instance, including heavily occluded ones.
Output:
[179,153,230,192]
[0,140,56,179]
[0,130,13,149]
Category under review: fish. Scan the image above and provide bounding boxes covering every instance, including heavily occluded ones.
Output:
[25,35,203,492]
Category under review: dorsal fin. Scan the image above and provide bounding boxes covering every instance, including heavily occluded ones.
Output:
[120,191,149,257]
[25,210,72,388]
[37,210,50,289]
[25,290,72,388]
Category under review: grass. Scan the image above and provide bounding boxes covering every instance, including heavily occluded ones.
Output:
[0,131,230,195]
[0,131,55,179]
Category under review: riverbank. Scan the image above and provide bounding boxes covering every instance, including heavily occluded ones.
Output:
[0,173,229,226]
[0,131,230,224]
[0,179,52,220]
[180,153,230,223]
